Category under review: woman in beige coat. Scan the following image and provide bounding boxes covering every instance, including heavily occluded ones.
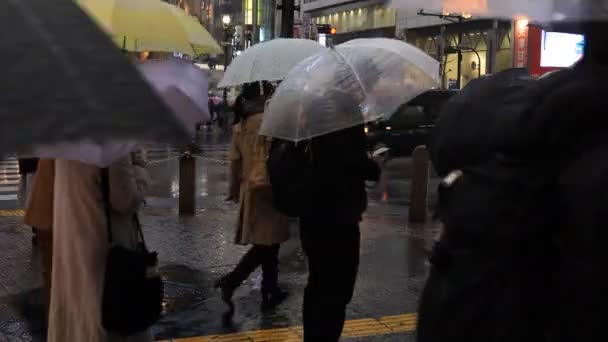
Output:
[48,155,150,342]
[215,82,290,312]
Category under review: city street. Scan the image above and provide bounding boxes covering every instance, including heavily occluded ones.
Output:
[0,129,439,342]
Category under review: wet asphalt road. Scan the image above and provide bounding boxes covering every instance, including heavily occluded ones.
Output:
[0,128,439,341]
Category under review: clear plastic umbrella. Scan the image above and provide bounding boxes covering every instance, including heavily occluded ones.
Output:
[259,38,440,142]
[218,38,326,88]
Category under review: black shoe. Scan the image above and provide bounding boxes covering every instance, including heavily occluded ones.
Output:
[261,289,289,311]
[214,278,236,312]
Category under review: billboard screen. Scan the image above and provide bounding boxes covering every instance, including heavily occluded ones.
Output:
[540,30,585,68]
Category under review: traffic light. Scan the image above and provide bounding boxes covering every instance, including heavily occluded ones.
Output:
[317,24,336,35]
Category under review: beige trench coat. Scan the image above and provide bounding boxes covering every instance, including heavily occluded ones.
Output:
[24,159,55,230]
[48,157,150,342]
[229,113,289,246]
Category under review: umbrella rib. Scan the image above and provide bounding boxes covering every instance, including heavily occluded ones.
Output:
[331,47,370,102]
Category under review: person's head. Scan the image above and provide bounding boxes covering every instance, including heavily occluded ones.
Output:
[239,81,275,101]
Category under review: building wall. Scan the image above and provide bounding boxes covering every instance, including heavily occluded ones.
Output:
[166,0,203,18]
[313,5,396,34]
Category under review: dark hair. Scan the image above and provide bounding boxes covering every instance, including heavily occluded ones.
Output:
[233,81,275,124]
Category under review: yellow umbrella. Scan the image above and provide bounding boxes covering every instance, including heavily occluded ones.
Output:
[162,3,222,55]
[77,0,220,56]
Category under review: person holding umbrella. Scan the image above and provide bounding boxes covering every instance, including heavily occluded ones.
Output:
[263,39,439,340]
[215,81,290,313]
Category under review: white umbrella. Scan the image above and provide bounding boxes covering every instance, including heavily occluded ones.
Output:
[260,38,440,142]
[218,38,326,88]
[388,0,608,22]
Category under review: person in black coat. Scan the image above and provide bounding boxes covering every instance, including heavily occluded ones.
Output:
[418,18,608,342]
[299,124,380,342]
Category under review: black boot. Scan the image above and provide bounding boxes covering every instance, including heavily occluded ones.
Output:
[214,277,236,312]
[261,288,289,311]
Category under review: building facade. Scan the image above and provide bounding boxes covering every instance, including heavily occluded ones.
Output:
[397,8,513,88]
[301,0,397,44]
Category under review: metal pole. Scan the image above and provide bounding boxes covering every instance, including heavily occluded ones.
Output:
[179,147,197,216]
[280,0,294,38]
[456,17,463,89]
[439,25,447,89]
[475,50,481,78]
[252,0,258,43]
[488,19,499,74]
[409,146,430,223]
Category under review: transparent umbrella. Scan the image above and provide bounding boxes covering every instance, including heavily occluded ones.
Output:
[219,38,326,88]
[259,38,440,142]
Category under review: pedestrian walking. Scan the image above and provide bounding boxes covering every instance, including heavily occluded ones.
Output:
[267,89,381,341]
[23,159,55,312]
[215,81,290,313]
[296,125,380,341]
[48,155,150,342]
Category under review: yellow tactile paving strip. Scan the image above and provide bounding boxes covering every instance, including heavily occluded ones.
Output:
[0,209,24,217]
[160,313,416,342]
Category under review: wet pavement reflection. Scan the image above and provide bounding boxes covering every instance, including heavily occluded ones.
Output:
[0,128,437,341]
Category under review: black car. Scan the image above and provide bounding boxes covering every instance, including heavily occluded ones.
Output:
[366,90,456,157]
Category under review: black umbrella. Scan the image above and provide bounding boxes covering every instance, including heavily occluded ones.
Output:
[1,0,188,155]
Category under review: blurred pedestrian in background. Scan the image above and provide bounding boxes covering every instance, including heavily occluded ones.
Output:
[24,159,55,312]
[215,81,289,313]
[48,155,150,342]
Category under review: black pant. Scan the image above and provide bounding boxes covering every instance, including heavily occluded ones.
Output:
[224,244,280,293]
[300,220,361,342]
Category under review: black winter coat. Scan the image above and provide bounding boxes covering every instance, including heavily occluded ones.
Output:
[301,125,380,224]
[420,63,608,342]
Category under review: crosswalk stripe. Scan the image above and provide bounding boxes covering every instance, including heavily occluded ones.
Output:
[0,194,18,201]
[0,186,19,193]
[0,181,19,186]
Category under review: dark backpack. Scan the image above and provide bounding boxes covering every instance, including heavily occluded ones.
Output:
[267,139,315,217]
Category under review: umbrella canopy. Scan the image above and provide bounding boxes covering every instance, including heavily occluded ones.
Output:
[35,60,210,166]
[218,38,326,88]
[138,59,211,127]
[77,0,220,56]
[162,3,222,55]
[260,38,440,142]
[2,0,186,158]
[388,0,608,22]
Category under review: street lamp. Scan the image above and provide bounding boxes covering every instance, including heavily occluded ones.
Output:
[222,14,231,26]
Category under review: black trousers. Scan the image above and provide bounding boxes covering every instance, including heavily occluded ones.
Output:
[300,220,361,342]
[224,244,280,293]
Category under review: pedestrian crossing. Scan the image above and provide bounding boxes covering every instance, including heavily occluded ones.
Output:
[0,158,20,204]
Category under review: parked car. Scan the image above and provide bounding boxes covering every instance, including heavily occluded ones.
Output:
[366,89,456,157]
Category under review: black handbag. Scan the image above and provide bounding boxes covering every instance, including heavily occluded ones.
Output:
[100,168,163,336]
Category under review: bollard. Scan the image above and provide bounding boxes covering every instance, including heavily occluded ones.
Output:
[178,150,196,216]
[409,145,430,223]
